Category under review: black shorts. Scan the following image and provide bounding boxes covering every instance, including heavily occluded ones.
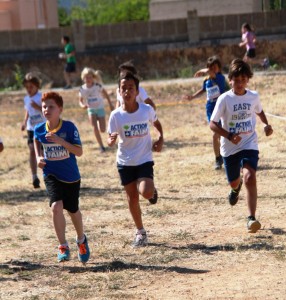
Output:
[117,161,154,186]
[65,62,76,73]
[44,175,80,213]
[27,130,34,145]
[246,48,256,58]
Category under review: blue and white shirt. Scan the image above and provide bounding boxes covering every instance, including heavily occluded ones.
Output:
[34,119,81,182]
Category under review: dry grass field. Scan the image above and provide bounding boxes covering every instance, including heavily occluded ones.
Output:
[0,73,286,300]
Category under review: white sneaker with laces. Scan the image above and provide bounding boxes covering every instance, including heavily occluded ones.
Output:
[247,219,261,233]
[132,231,148,248]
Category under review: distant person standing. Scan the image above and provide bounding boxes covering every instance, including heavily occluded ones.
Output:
[239,23,256,63]
[60,36,76,89]
[0,136,3,152]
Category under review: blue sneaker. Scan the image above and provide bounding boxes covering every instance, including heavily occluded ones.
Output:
[57,245,70,262]
[77,235,90,263]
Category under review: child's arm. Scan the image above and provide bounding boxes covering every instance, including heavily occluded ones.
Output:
[183,88,205,101]
[194,68,209,77]
[45,133,83,157]
[34,138,46,169]
[102,88,114,111]
[21,110,29,131]
[30,101,42,111]
[152,119,164,152]
[210,121,242,145]
[144,97,156,110]
[79,96,88,109]
[256,110,273,136]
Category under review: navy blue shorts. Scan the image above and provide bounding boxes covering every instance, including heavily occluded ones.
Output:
[65,62,76,73]
[246,48,256,58]
[223,150,259,183]
[44,175,80,213]
[27,130,34,145]
[117,161,154,186]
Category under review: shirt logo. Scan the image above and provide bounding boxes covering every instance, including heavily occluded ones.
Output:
[123,123,148,138]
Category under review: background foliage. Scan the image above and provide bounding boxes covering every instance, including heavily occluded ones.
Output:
[58,0,150,26]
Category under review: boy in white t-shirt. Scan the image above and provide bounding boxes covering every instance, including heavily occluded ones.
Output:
[210,58,273,233]
[107,71,163,247]
[21,73,45,188]
[115,61,156,110]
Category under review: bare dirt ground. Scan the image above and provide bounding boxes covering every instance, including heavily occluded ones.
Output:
[0,73,286,300]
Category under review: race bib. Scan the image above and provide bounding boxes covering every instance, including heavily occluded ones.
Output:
[43,143,70,161]
[206,85,220,100]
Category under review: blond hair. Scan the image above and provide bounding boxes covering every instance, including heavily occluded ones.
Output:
[81,67,103,84]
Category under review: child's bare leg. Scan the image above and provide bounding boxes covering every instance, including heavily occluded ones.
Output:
[68,210,84,240]
[51,201,67,244]
[213,132,221,157]
[64,71,71,86]
[89,114,104,148]
[137,178,154,200]
[28,143,37,176]
[98,116,106,133]
[243,164,257,217]
[124,181,143,230]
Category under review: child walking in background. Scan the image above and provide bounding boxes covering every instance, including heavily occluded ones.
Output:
[60,35,76,89]
[239,23,256,63]
[34,92,90,263]
[79,67,114,152]
[21,73,45,188]
[116,61,156,110]
[108,72,163,247]
[210,58,273,233]
[184,56,229,170]
[0,136,3,152]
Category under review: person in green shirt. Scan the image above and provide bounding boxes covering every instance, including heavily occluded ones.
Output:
[60,36,76,89]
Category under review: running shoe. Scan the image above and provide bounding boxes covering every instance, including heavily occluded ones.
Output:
[76,235,90,263]
[148,188,158,205]
[214,155,223,170]
[57,245,70,262]
[228,180,243,206]
[247,216,261,233]
[33,177,40,189]
[132,231,148,248]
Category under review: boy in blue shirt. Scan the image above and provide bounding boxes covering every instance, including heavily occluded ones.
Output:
[184,56,229,170]
[34,92,90,263]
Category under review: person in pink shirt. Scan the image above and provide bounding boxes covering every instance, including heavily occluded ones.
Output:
[239,23,256,63]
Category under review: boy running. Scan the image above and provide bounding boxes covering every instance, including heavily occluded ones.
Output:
[107,72,163,247]
[210,58,273,233]
[34,92,90,263]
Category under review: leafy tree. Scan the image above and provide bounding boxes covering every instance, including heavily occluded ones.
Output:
[58,0,150,26]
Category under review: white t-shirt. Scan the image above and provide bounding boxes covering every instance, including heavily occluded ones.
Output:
[211,89,263,157]
[108,103,157,166]
[23,91,45,131]
[79,83,104,109]
[116,86,149,105]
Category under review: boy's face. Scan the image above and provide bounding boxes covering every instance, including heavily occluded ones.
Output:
[208,64,220,76]
[24,82,38,97]
[42,99,62,121]
[230,75,249,95]
[119,79,139,104]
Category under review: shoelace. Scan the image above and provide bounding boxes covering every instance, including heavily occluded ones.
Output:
[78,243,87,255]
[58,246,69,254]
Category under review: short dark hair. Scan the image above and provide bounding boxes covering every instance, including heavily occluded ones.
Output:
[118,71,139,90]
[118,60,137,75]
[42,92,64,108]
[22,72,41,88]
[207,56,222,70]
[228,58,253,80]
[62,36,70,43]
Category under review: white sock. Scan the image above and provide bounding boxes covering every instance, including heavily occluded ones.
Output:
[77,235,85,244]
[32,174,38,180]
[137,228,146,235]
